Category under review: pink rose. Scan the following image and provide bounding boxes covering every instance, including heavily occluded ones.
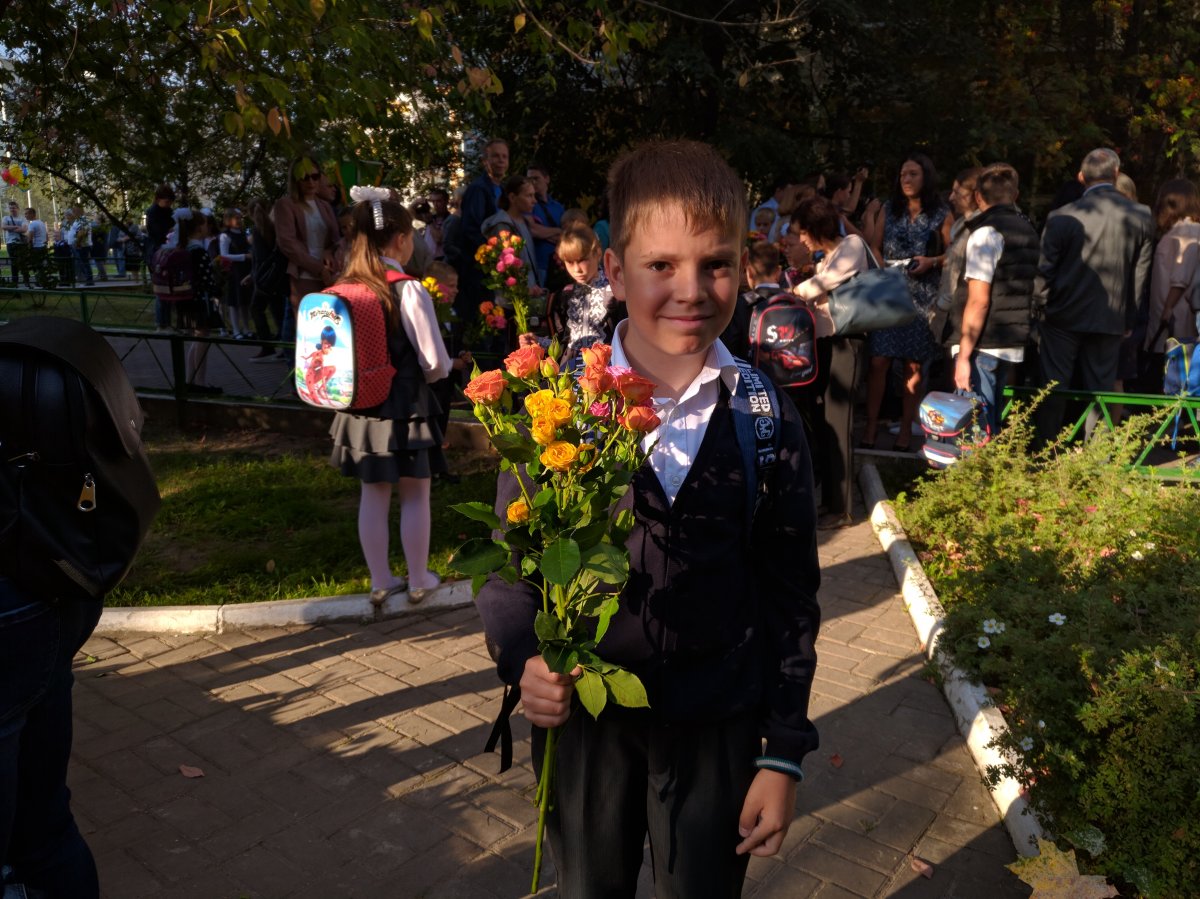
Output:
[496,261,506,272]
[505,276,517,286]
[510,257,523,268]
[589,401,612,418]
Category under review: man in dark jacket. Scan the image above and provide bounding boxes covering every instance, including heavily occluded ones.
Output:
[1033,148,1153,442]
[949,163,1039,433]
[453,138,508,321]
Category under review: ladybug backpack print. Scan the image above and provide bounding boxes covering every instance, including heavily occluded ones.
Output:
[746,288,818,389]
[294,270,413,410]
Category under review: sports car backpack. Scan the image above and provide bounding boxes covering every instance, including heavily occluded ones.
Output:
[746,290,818,389]
[294,271,414,410]
[919,390,992,469]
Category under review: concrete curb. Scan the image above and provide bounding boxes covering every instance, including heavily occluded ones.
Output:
[95,580,474,635]
[857,463,1044,858]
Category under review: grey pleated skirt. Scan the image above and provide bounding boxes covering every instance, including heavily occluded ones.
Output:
[329,413,446,482]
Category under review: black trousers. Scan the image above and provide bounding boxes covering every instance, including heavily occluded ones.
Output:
[790,336,863,515]
[1035,323,1122,445]
[532,708,758,899]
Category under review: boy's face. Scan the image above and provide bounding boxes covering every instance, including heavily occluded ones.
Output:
[606,203,743,363]
[753,210,774,232]
[440,276,459,302]
[561,246,601,286]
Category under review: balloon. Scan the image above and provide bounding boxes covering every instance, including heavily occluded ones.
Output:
[7,164,20,180]
[20,164,28,177]
[1,171,14,185]
[17,179,29,191]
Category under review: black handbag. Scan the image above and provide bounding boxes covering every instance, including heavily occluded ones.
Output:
[826,246,919,335]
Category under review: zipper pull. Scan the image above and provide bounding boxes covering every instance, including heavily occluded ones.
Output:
[77,474,96,512]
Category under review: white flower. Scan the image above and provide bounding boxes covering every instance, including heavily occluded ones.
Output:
[1019,736,1034,752]
[1144,542,1156,551]
[982,619,998,634]
[1037,720,1046,729]
[1131,550,1144,561]
[996,622,1006,633]
[1129,529,1138,537]
[977,636,991,649]
[1048,613,1066,626]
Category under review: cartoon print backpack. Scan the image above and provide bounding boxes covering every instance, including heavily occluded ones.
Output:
[150,245,194,302]
[919,390,992,469]
[294,271,414,410]
[1163,337,1200,447]
[746,290,818,389]
[0,318,161,601]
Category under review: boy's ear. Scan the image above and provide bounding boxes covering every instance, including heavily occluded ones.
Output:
[739,247,750,280]
[604,247,626,300]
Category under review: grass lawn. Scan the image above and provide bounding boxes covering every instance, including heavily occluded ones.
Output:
[108,422,498,606]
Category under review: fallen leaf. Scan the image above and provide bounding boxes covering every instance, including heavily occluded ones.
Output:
[829,753,843,769]
[1007,838,1118,898]
[179,764,205,778]
[910,856,934,879]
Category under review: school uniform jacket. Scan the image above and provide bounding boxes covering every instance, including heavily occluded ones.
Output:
[475,380,823,771]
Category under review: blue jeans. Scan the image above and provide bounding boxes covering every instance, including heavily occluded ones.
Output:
[0,578,101,899]
[968,351,1010,434]
[71,249,95,286]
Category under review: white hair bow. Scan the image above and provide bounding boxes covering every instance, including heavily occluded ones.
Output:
[172,208,194,222]
[349,185,391,230]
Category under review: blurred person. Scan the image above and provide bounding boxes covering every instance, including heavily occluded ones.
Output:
[2,201,28,287]
[219,208,253,338]
[247,198,289,360]
[481,175,541,291]
[453,137,509,319]
[525,162,564,286]
[24,208,49,288]
[1143,179,1200,361]
[274,155,340,345]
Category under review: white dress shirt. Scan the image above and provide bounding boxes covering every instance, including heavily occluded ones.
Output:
[381,256,451,383]
[610,320,739,506]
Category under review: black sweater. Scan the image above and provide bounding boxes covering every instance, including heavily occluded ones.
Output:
[475,384,822,769]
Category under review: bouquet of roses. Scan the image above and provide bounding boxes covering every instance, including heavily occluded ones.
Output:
[421,275,456,326]
[475,230,531,333]
[451,340,660,891]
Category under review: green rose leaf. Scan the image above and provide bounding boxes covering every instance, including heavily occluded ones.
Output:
[520,555,539,577]
[593,595,621,643]
[470,573,488,596]
[604,669,649,708]
[532,488,556,509]
[490,432,536,464]
[582,543,628,585]
[542,643,579,675]
[534,610,565,643]
[450,501,501,530]
[451,538,508,576]
[576,669,608,718]
[540,538,581,585]
[497,564,520,585]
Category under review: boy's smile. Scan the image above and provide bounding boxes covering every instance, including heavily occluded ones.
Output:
[605,204,743,392]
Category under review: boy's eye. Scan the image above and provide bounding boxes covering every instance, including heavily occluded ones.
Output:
[707,258,734,271]
[647,261,670,272]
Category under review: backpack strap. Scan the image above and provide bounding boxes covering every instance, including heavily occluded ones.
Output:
[731,360,781,544]
[483,682,523,772]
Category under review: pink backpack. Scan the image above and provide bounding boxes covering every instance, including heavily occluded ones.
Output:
[294,271,413,410]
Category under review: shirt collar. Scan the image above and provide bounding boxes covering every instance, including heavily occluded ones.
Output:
[610,320,739,403]
[1084,182,1114,195]
[380,255,405,273]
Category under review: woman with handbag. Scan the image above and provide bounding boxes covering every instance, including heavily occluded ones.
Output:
[790,196,873,527]
[860,154,953,451]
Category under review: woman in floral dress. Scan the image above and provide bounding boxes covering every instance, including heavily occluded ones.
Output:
[861,153,953,450]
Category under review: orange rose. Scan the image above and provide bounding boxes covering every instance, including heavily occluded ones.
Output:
[580,342,612,368]
[506,499,531,524]
[577,363,614,396]
[618,404,661,433]
[530,416,557,446]
[479,300,495,315]
[545,397,573,428]
[463,369,506,406]
[614,370,656,406]
[525,389,556,419]
[504,344,545,379]
[540,440,580,472]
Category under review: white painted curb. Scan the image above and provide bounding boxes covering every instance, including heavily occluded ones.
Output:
[858,463,1045,857]
[95,580,474,635]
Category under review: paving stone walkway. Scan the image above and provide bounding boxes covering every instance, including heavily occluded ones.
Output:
[71,516,1031,898]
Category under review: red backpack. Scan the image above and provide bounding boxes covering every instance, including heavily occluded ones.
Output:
[294,271,414,410]
[747,290,818,389]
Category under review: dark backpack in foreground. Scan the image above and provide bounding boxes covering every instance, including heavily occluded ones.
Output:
[0,318,160,601]
[150,244,195,302]
[746,289,818,389]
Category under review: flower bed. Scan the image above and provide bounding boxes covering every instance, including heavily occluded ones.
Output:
[893,406,1200,898]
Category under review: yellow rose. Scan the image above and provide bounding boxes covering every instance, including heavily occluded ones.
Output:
[531,416,557,446]
[525,389,556,419]
[540,441,579,472]
[506,499,531,524]
[546,397,573,428]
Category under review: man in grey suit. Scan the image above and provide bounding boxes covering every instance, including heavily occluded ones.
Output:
[1033,148,1153,443]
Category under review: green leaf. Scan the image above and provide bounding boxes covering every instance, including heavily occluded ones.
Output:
[450,538,508,576]
[309,0,325,19]
[593,596,620,643]
[540,538,581,585]
[581,543,628,585]
[520,555,539,576]
[542,643,578,674]
[604,669,649,708]
[534,611,565,643]
[471,573,488,595]
[416,9,433,41]
[532,488,555,509]
[498,564,520,585]
[576,670,607,718]
[490,432,537,464]
[450,501,501,530]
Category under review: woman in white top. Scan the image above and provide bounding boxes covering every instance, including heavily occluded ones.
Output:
[1146,179,1200,354]
[328,194,462,607]
[273,155,340,322]
[789,195,872,528]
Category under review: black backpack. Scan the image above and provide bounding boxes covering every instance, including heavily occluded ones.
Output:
[0,318,160,601]
[746,288,818,389]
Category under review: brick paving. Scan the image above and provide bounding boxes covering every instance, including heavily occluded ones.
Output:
[71,517,1031,898]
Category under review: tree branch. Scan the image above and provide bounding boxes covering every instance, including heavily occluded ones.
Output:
[631,0,808,28]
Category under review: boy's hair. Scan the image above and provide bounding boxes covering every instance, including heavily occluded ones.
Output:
[607,140,747,259]
[977,163,1020,206]
[746,240,781,277]
[560,208,588,231]
[955,167,982,193]
[557,224,601,260]
[427,260,457,283]
[341,195,413,329]
[25,208,36,218]
[154,183,176,201]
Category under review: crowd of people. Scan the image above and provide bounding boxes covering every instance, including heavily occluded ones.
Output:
[0,203,146,289]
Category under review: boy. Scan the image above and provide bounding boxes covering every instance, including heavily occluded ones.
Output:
[721,239,785,360]
[476,141,821,896]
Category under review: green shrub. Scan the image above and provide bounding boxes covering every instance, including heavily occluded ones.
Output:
[895,402,1200,897]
